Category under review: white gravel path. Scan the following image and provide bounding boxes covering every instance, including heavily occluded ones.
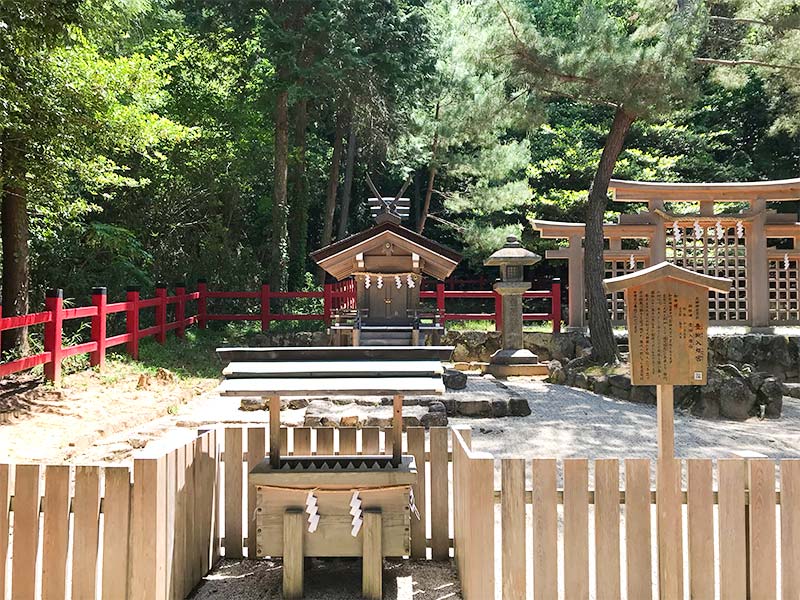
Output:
[461,378,800,460]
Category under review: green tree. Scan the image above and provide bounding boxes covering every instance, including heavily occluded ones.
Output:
[0,1,186,351]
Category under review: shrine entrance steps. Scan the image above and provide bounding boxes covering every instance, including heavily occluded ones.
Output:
[359,325,414,346]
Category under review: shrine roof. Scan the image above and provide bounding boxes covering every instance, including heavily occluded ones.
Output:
[609,178,800,202]
[310,221,461,280]
[604,262,732,294]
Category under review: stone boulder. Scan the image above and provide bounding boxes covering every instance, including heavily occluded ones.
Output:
[443,368,468,390]
[456,399,494,417]
[508,396,532,416]
[547,360,566,385]
[758,376,783,419]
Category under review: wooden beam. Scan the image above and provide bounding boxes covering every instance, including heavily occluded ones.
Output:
[657,385,675,460]
[392,394,403,466]
[283,509,304,599]
[610,177,800,202]
[362,510,383,600]
[269,395,281,468]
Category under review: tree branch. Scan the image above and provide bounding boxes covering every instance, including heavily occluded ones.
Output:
[709,15,769,27]
[495,0,597,85]
[540,88,619,109]
[695,57,800,72]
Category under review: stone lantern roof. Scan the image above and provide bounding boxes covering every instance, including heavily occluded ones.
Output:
[484,236,541,267]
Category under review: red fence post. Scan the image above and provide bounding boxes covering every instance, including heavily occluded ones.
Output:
[155,284,167,344]
[126,287,140,360]
[43,289,64,384]
[0,299,3,357]
[551,278,562,334]
[323,282,332,326]
[494,289,503,332]
[197,279,207,330]
[175,282,186,339]
[436,282,446,325]
[260,283,271,332]
[90,287,107,369]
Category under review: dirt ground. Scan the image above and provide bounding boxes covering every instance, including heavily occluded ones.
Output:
[0,364,217,463]
[190,559,461,600]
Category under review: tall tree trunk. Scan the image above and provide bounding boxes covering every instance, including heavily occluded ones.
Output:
[1,134,30,354]
[585,106,635,363]
[417,101,440,234]
[287,98,309,290]
[337,126,357,239]
[269,89,290,291]
[320,114,345,248]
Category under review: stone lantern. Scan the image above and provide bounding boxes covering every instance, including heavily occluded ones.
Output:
[484,236,544,376]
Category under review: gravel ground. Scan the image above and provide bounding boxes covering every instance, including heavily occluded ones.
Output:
[464,378,800,460]
[190,559,461,600]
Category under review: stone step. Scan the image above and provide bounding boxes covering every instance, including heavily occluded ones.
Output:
[360,330,412,339]
[360,339,412,347]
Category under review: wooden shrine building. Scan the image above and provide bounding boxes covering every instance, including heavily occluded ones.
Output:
[311,196,461,345]
[533,178,800,330]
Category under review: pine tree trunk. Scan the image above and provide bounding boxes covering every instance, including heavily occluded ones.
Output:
[585,106,635,363]
[337,126,357,239]
[417,102,440,234]
[1,133,30,354]
[287,98,309,290]
[418,166,436,234]
[269,89,290,291]
[320,114,345,248]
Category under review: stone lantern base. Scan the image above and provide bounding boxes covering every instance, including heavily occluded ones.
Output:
[486,348,548,377]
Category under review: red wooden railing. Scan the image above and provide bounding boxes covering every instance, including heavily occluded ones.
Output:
[0,277,560,384]
[419,279,561,334]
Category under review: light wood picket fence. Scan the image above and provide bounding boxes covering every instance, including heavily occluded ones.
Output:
[452,427,800,600]
[4,424,799,600]
[0,429,219,600]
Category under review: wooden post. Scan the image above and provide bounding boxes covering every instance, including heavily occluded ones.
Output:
[493,289,503,332]
[362,509,383,600]
[175,283,186,338]
[260,283,270,332]
[657,384,675,459]
[567,234,585,330]
[155,284,167,344]
[746,202,770,328]
[197,279,208,329]
[90,287,107,369]
[283,509,304,599]
[436,282,445,324]
[323,282,332,325]
[270,395,281,468]
[551,278,561,333]
[43,289,64,384]
[392,394,403,466]
[126,287,140,359]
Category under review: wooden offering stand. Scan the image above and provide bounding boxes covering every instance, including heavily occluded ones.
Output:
[217,346,453,600]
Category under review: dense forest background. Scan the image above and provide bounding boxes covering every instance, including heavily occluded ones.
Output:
[2,0,799,329]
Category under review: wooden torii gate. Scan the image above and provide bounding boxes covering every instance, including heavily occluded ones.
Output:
[533,178,800,330]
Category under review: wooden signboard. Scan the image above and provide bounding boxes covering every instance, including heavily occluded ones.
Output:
[625,278,708,385]
[604,262,731,459]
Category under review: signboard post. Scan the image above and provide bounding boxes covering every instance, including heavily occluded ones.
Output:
[604,262,732,458]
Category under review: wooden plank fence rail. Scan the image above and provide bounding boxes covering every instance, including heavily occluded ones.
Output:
[1,424,797,600]
[0,429,218,600]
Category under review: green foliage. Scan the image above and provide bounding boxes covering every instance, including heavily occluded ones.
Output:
[2,0,800,328]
